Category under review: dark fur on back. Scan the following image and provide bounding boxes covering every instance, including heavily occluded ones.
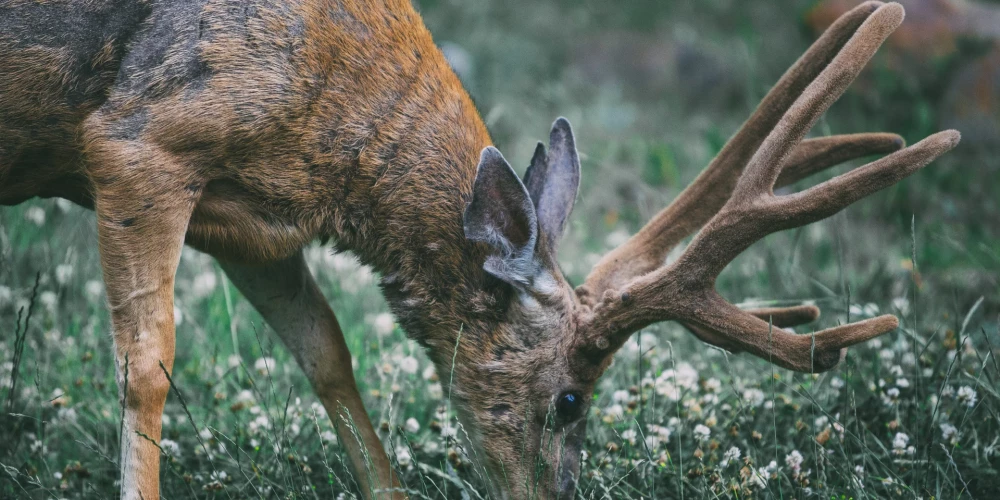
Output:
[0,0,504,349]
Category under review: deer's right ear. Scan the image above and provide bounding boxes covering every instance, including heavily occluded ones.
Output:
[464,146,543,288]
[523,117,581,256]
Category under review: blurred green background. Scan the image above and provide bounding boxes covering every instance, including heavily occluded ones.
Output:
[1,0,998,498]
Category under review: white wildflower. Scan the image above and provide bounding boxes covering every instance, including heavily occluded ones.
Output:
[254,357,276,375]
[40,291,58,312]
[160,438,181,458]
[704,378,721,393]
[395,446,412,468]
[404,417,420,433]
[896,378,910,389]
[621,429,637,446]
[940,423,959,445]
[956,386,977,407]
[830,376,845,389]
[321,430,338,444]
[399,356,419,375]
[55,264,74,285]
[249,415,270,433]
[742,388,765,407]
[605,228,630,248]
[24,206,46,226]
[56,407,77,422]
[882,387,900,406]
[644,434,662,450]
[674,363,699,389]
[235,390,254,404]
[612,390,630,403]
[892,432,909,456]
[604,404,624,420]
[784,450,804,475]
[371,312,395,337]
[892,297,910,315]
[84,280,104,300]
[648,424,671,444]
[693,424,710,441]
[191,270,217,298]
[720,446,741,467]
[654,379,681,401]
[901,352,916,366]
[427,383,443,400]
[752,461,778,489]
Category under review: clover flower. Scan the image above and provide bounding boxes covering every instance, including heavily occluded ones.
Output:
[405,417,421,433]
[399,356,419,375]
[784,450,803,475]
[956,386,977,407]
[721,446,741,467]
[693,424,710,441]
[254,357,276,375]
[892,432,914,456]
[940,423,959,445]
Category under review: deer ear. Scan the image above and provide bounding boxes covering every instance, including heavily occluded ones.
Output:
[464,146,543,288]
[522,117,581,255]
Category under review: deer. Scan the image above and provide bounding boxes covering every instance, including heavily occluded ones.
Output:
[0,0,959,498]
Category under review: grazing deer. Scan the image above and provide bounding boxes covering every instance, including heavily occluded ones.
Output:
[0,0,958,498]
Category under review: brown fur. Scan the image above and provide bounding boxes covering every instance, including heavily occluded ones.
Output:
[0,1,959,499]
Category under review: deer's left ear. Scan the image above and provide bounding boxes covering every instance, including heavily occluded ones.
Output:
[464,147,545,289]
[523,117,581,256]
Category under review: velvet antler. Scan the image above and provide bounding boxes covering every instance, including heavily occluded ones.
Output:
[572,1,959,379]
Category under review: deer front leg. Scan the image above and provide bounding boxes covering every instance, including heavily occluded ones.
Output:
[219,252,404,499]
[90,146,199,500]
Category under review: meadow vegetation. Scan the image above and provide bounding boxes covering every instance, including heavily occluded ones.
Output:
[2,0,998,498]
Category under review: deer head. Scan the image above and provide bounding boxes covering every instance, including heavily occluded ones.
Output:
[447,2,958,498]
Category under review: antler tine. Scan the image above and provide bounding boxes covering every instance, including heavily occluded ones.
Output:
[776,133,903,188]
[579,1,894,304]
[572,2,960,379]
[677,293,899,372]
[729,3,905,203]
[681,305,820,354]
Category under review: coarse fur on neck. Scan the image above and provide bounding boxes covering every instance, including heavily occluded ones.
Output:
[294,1,508,362]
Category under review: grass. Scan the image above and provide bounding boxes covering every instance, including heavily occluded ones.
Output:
[2,0,999,498]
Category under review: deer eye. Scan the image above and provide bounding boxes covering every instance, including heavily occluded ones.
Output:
[555,391,584,421]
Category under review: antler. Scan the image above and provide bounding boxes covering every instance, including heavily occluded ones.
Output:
[572,2,959,379]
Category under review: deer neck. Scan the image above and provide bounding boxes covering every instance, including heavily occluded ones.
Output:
[310,36,504,360]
